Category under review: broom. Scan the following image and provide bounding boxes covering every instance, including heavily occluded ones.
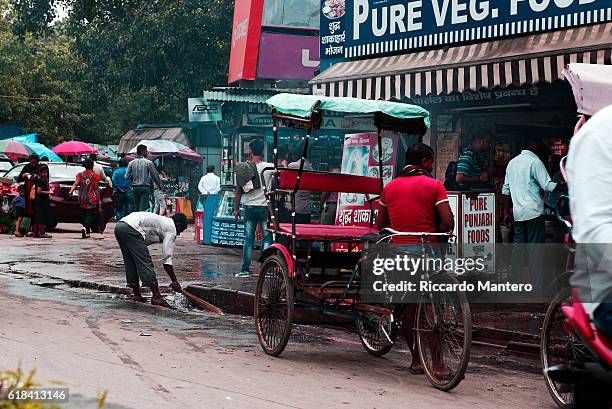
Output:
[180,289,224,315]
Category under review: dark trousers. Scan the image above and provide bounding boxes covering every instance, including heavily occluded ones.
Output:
[511,215,546,290]
[132,186,151,212]
[113,191,131,220]
[241,205,272,273]
[82,208,96,233]
[280,207,311,224]
[114,221,157,288]
[595,303,612,339]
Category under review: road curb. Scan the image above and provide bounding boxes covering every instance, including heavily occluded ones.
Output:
[184,284,543,354]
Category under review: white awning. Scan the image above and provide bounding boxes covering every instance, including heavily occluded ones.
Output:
[311,23,612,100]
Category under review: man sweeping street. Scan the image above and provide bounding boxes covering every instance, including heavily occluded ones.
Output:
[114,212,188,306]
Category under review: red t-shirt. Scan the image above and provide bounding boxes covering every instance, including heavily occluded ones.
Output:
[379,175,449,244]
[76,170,101,209]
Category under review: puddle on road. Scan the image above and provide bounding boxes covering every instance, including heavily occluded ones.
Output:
[201,263,233,279]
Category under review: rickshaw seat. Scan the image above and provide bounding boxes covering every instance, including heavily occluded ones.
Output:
[276,223,378,240]
[278,168,382,195]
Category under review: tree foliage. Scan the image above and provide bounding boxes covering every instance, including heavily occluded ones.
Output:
[0,0,232,144]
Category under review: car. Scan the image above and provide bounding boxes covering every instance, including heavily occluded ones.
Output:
[1,162,113,230]
[0,154,14,176]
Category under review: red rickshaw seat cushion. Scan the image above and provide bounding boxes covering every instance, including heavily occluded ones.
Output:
[278,169,382,195]
[275,223,377,240]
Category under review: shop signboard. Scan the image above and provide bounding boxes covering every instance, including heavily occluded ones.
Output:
[257,33,320,80]
[321,0,611,62]
[242,104,376,131]
[335,132,399,252]
[228,0,265,84]
[188,99,222,123]
[461,193,496,271]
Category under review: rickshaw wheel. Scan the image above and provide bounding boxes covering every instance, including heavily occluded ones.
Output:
[416,273,472,391]
[357,312,397,357]
[541,287,593,408]
[255,254,294,357]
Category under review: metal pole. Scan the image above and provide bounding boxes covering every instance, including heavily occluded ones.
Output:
[377,127,383,192]
[273,116,279,170]
[292,126,312,262]
[272,117,279,234]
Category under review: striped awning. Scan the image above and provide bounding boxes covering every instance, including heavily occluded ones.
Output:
[311,23,612,100]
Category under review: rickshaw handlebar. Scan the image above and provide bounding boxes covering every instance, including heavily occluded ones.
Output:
[379,228,453,237]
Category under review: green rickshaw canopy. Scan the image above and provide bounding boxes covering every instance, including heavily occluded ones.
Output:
[266,93,431,128]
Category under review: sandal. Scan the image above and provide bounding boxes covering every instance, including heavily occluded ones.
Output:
[408,364,425,375]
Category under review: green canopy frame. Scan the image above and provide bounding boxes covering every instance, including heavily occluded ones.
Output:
[264,94,431,251]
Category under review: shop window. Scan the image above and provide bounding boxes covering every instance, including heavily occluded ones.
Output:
[262,0,319,29]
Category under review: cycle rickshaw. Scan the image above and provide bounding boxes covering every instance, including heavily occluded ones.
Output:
[254,94,472,391]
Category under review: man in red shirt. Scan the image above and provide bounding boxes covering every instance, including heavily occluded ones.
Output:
[377,143,454,242]
[376,142,454,374]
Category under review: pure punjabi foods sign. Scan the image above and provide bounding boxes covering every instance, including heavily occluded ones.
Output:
[320,0,611,60]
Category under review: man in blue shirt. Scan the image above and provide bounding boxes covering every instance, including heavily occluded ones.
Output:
[503,139,559,290]
[456,129,492,190]
[112,158,133,220]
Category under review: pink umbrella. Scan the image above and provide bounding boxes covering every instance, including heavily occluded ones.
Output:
[52,141,97,156]
[0,140,34,162]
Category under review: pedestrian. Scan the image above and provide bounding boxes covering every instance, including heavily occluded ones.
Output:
[234,139,273,278]
[69,158,102,239]
[376,142,454,376]
[12,185,26,237]
[33,164,53,239]
[126,145,162,212]
[502,138,559,291]
[318,166,340,225]
[16,153,40,235]
[89,153,106,180]
[112,158,132,220]
[281,148,313,224]
[567,105,612,338]
[153,165,169,215]
[197,165,221,209]
[455,129,492,190]
[114,212,188,306]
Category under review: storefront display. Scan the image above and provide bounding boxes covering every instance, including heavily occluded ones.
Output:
[210,190,245,247]
[312,0,611,249]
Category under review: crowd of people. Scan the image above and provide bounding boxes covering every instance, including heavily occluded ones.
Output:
[3,144,188,240]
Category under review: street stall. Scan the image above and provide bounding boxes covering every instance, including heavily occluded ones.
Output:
[127,140,203,220]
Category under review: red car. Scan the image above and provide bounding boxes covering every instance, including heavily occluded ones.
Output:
[1,162,113,230]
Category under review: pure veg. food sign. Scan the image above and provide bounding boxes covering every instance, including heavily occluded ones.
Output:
[320,0,611,60]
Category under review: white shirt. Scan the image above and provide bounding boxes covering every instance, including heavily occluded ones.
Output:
[568,106,612,244]
[567,105,612,313]
[502,150,557,222]
[93,161,111,188]
[93,162,105,178]
[121,212,177,265]
[243,162,273,207]
[198,172,221,195]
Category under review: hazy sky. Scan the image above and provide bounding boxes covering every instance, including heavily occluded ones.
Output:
[54,3,69,22]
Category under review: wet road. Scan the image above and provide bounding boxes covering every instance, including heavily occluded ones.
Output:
[0,224,556,408]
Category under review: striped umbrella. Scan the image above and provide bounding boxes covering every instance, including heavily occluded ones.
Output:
[0,140,34,162]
